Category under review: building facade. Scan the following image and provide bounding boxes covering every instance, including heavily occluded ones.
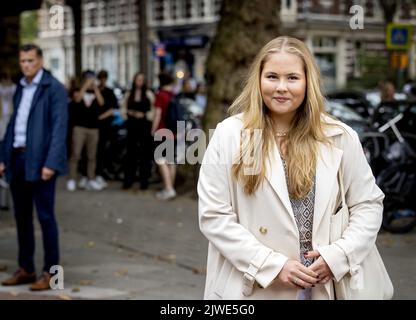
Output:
[37,0,221,88]
[36,0,416,91]
[280,0,416,91]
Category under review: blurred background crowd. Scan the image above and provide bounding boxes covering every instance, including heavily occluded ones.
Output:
[0,0,415,233]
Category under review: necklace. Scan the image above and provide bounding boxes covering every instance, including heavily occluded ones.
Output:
[274,131,288,137]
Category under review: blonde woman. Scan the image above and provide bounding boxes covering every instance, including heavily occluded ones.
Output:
[198,36,386,299]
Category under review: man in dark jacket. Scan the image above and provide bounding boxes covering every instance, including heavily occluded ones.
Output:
[0,44,68,291]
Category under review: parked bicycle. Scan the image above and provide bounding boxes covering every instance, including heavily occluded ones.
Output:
[368,112,416,233]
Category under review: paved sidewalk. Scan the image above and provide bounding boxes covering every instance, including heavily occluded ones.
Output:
[0,178,415,299]
[0,178,206,300]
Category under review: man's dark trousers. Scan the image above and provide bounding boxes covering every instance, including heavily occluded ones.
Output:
[10,150,59,274]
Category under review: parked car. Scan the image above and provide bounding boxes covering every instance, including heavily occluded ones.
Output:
[364,90,407,109]
[326,89,407,120]
[325,99,370,135]
[326,90,374,119]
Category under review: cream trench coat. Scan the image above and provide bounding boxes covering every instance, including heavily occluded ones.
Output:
[198,114,384,300]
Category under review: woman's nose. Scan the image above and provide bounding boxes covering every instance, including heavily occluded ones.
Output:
[275,80,287,92]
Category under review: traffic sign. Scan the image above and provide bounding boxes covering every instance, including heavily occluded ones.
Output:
[386,24,413,50]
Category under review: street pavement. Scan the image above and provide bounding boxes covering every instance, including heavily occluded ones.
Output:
[0,178,415,300]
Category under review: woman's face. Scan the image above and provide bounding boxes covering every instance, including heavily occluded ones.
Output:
[260,52,306,120]
[135,74,145,88]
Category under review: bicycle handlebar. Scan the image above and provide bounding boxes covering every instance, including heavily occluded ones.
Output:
[378,113,404,143]
[378,113,403,133]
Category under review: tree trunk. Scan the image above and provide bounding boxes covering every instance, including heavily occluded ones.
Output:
[67,0,82,82]
[138,0,149,76]
[379,0,398,81]
[203,0,281,131]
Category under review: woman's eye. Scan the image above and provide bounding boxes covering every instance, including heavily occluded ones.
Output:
[288,76,298,80]
[267,75,277,79]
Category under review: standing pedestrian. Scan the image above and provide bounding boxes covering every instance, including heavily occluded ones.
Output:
[0,44,68,290]
[152,72,177,200]
[96,70,118,188]
[198,36,388,299]
[66,70,104,191]
[123,72,154,190]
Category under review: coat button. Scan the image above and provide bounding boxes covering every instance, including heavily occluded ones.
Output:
[259,227,267,235]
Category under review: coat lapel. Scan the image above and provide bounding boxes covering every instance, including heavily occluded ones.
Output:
[265,141,299,236]
[264,121,345,239]
[29,70,49,117]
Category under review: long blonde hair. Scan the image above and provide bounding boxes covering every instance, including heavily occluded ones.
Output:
[230,36,331,199]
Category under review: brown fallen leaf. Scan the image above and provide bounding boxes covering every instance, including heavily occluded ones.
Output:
[71,287,80,293]
[59,294,72,300]
[192,267,207,275]
[0,265,8,272]
[114,268,128,277]
[79,280,93,286]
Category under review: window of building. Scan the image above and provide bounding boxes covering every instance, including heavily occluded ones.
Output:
[90,8,97,27]
[153,0,164,21]
[97,1,105,27]
[343,0,354,15]
[85,1,97,27]
[120,0,129,25]
[61,7,69,30]
[170,0,178,20]
[185,0,193,19]
[365,0,375,18]
[399,0,414,20]
[214,0,222,16]
[297,0,306,14]
[313,36,337,48]
[85,1,98,28]
[106,0,117,26]
[131,0,138,23]
[196,0,205,17]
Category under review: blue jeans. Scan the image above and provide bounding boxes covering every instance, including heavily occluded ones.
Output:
[10,151,59,273]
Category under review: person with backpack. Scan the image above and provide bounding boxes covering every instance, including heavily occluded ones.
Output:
[151,72,177,201]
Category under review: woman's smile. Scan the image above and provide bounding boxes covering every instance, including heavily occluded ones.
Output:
[273,96,290,103]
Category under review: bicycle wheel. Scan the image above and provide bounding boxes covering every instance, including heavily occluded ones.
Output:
[377,164,416,233]
[382,194,416,233]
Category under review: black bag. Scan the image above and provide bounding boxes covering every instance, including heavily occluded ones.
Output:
[165,96,185,135]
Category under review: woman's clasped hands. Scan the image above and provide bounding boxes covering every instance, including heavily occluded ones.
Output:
[276,250,334,289]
